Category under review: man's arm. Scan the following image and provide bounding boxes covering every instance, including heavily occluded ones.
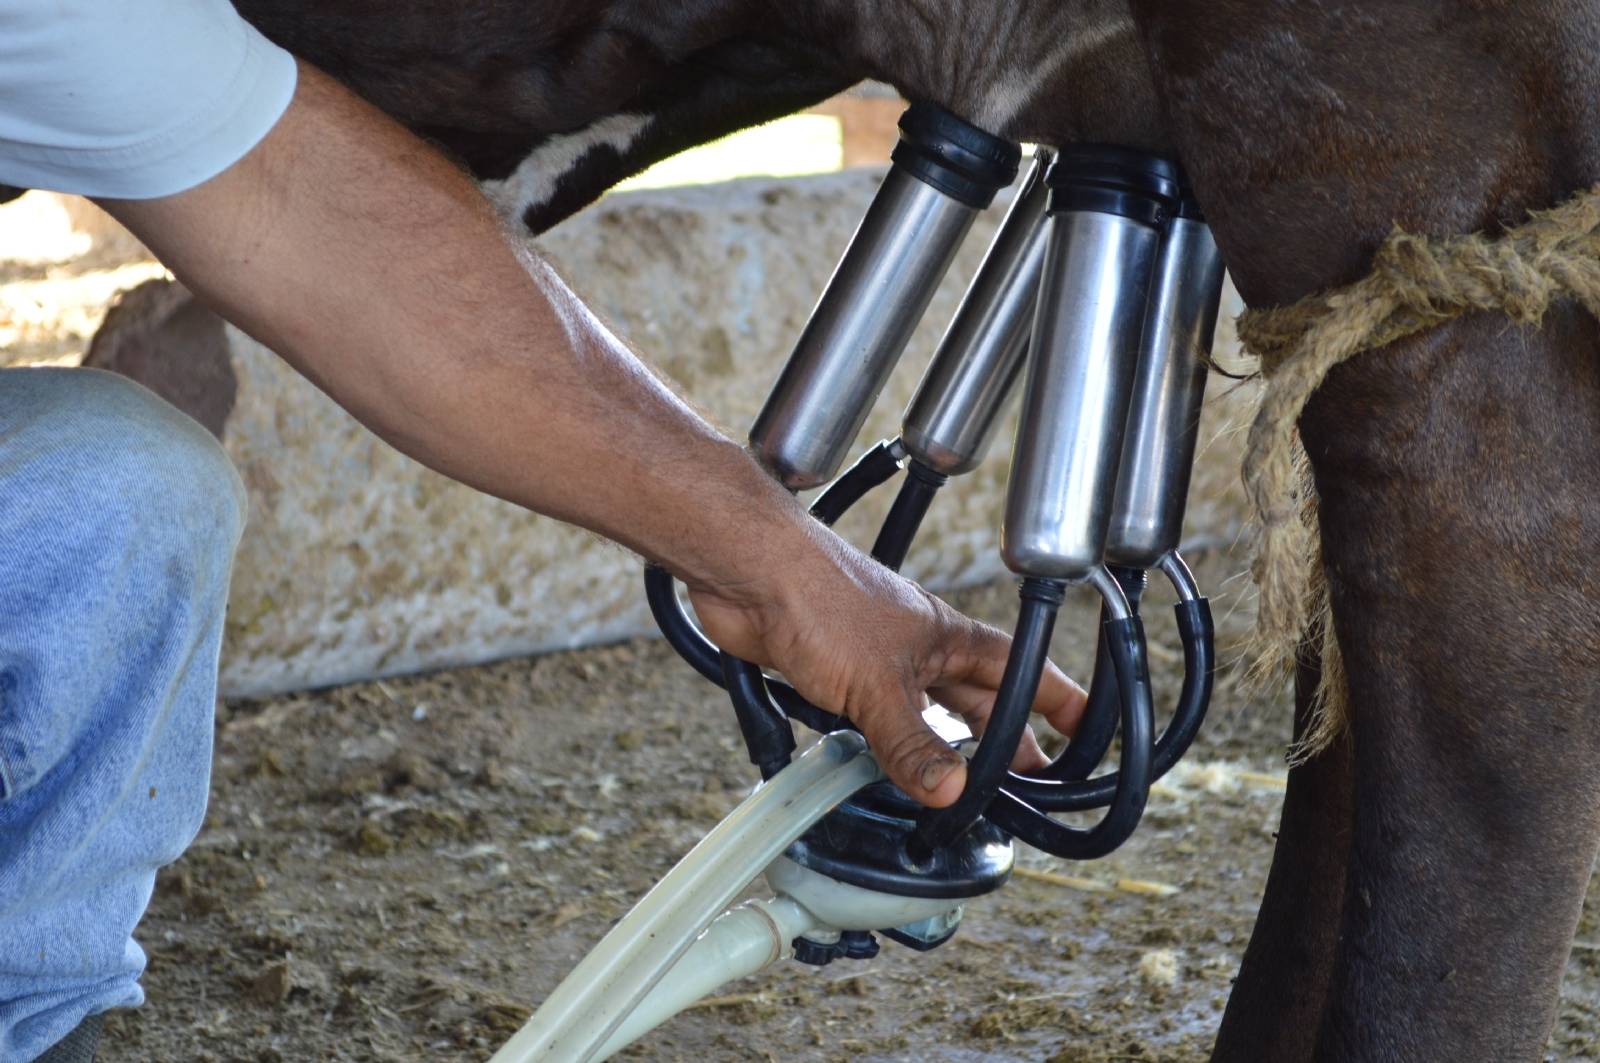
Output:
[101,62,1083,805]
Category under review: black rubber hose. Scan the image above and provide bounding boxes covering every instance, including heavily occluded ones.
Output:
[870,461,948,572]
[809,439,905,527]
[1040,566,1147,781]
[981,616,1155,859]
[722,655,799,779]
[644,563,724,686]
[1153,598,1215,774]
[913,578,1065,854]
[769,682,854,735]
[645,564,847,736]
[999,599,1213,812]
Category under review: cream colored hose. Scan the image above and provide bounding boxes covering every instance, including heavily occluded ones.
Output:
[489,731,884,1063]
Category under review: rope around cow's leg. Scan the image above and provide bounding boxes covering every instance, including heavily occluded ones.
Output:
[1235,182,1600,758]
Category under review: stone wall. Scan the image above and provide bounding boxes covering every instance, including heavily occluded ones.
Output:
[215,168,1254,696]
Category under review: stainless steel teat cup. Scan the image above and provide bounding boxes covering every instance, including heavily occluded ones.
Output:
[749,103,1020,489]
[1104,186,1226,569]
[1001,146,1180,581]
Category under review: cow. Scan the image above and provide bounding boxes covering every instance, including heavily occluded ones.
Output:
[162,1,1600,1058]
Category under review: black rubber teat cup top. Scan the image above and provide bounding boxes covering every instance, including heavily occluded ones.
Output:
[1045,144,1181,226]
[892,102,1022,209]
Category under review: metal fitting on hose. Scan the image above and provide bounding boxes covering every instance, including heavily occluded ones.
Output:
[1045,566,1147,782]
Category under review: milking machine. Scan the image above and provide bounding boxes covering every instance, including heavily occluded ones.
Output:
[494,107,1227,1063]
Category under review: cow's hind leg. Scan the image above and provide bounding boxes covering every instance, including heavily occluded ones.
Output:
[1300,308,1600,1062]
[1210,654,1353,1063]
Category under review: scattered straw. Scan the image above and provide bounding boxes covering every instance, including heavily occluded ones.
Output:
[1233,771,1288,791]
[1138,949,1179,986]
[687,991,775,1010]
[1012,867,1114,892]
[1115,878,1181,898]
[1012,867,1180,897]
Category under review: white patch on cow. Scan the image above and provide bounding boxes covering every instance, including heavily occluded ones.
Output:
[482,113,655,224]
[976,13,1137,131]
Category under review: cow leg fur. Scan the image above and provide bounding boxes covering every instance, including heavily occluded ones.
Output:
[1219,306,1600,1063]
[1210,652,1353,1063]
[1284,309,1600,1061]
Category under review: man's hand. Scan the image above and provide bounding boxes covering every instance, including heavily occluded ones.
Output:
[687,522,1084,806]
[101,60,1084,807]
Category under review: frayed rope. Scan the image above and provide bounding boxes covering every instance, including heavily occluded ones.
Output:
[1235,182,1600,762]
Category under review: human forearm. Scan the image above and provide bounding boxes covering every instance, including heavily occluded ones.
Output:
[101,60,1083,805]
[102,62,806,594]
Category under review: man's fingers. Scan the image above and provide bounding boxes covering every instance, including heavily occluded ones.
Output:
[917,751,967,807]
[1012,726,1051,774]
[685,569,1084,809]
[856,695,968,808]
[926,610,1086,761]
[929,614,1085,732]
[930,668,1084,740]
[932,615,1015,692]
[1035,660,1087,738]
[925,684,1050,774]
[925,681,996,725]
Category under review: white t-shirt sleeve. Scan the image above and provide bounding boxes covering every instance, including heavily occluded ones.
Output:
[0,0,298,199]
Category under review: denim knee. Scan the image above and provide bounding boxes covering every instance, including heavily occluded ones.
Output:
[0,366,245,548]
[0,366,249,1058]
[0,366,245,799]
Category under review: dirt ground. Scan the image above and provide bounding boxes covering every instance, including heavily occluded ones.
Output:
[80,544,1600,1063]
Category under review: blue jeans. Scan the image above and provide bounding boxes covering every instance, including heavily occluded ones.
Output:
[0,368,244,1062]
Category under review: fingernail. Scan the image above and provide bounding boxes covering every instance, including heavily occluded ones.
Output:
[920,754,961,793]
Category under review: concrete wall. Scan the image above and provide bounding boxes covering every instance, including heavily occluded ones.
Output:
[216,168,1254,696]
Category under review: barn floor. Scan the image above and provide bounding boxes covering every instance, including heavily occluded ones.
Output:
[89,546,1600,1063]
